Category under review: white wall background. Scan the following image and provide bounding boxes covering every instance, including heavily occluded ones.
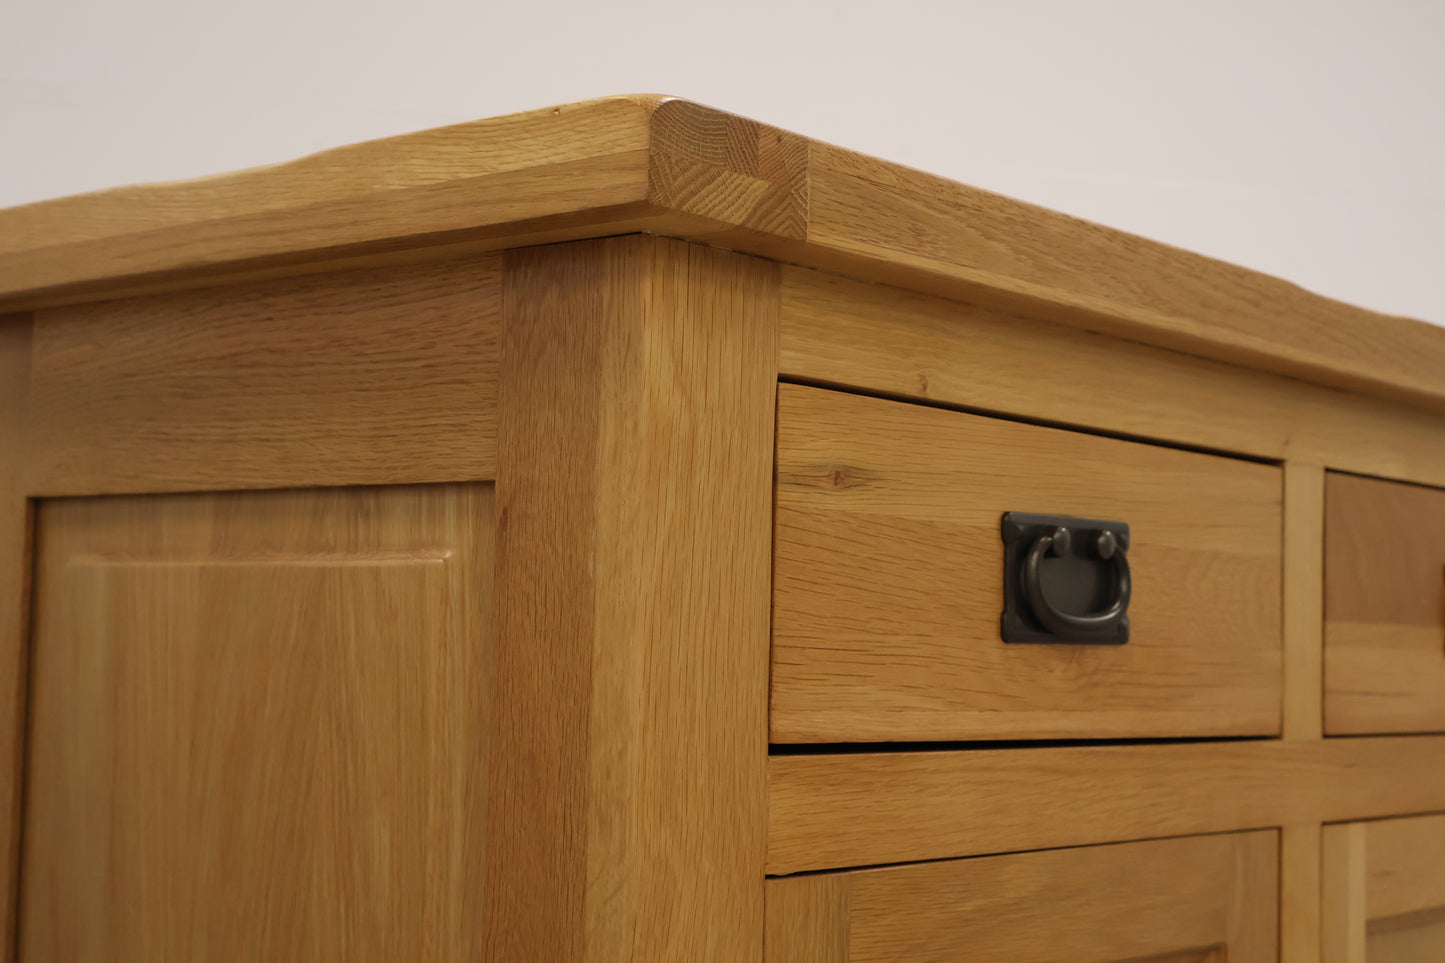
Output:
[2,0,1441,324]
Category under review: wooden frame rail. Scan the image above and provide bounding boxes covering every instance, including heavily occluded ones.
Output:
[768,736,1445,876]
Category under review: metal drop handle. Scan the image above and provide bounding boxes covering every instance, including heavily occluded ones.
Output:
[1021,525,1131,641]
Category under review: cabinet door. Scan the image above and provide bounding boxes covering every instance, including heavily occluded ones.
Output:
[765,831,1278,963]
[1325,813,1445,963]
[20,484,492,962]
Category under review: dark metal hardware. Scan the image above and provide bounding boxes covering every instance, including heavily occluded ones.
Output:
[1001,512,1131,644]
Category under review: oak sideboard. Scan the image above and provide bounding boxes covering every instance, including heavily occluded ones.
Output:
[2,96,1445,963]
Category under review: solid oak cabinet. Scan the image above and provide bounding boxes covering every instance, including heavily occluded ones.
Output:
[2,96,1445,963]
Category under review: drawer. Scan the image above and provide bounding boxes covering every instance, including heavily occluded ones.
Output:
[1325,473,1445,734]
[765,830,1278,963]
[772,384,1282,742]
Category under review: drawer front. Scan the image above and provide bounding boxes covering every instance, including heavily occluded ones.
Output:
[765,831,1278,963]
[1325,472,1445,734]
[772,384,1282,742]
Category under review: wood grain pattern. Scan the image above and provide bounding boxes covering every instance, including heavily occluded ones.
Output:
[1369,920,1445,963]
[1282,824,1323,963]
[0,316,32,963]
[20,484,493,962]
[1323,823,1368,963]
[765,832,1276,963]
[1363,813,1445,923]
[0,97,661,311]
[763,875,848,963]
[1284,464,1325,741]
[767,736,1445,875]
[484,236,777,961]
[648,99,809,239]
[1324,473,1445,734]
[800,140,1445,410]
[772,383,1282,742]
[26,254,501,496]
[3,97,1444,411]
[1281,468,1325,963]
[1324,814,1445,963]
[780,265,1445,490]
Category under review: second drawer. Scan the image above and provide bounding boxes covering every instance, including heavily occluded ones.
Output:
[766,830,1278,963]
[771,384,1282,743]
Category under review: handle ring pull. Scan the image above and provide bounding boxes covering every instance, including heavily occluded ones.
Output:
[1022,525,1131,640]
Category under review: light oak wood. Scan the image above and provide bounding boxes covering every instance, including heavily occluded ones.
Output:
[648,99,809,240]
[1282,824,1323,963]
[763,875,849,963]
[484,236,777,961]
[1363,813,1445,923]
[766,832,1277,963]
[0,316,32,963]
[1324,823,1368,963]
[1281,467,1325,963]
[1284,465,1326,740]
[780,266,1445,490]
[1368,921,1445,963]
[24,254,500,497]
[1369,912,1445,936]
[1324,814,1445,963]
[4,96,1445,963]
[4,98,1445,412]
[772,382,1282,742]
[768,736,1445,874]
[0,98,650,253]
[1324,473,1445,734]
[798,139,1445,410]
[20,484,493,962]
[0,97,662,311]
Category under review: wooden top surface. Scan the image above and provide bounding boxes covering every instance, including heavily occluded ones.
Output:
[3,94,1443,409]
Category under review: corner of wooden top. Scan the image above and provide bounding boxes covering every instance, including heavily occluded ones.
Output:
[642,97,810,240]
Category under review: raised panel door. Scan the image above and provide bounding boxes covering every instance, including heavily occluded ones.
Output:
[20,484,492,962]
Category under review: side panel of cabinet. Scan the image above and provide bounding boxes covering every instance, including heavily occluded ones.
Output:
[0,316,32,961]
[26,255,502,497]
[1324,813,1445,963]
[20,484,492,962]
